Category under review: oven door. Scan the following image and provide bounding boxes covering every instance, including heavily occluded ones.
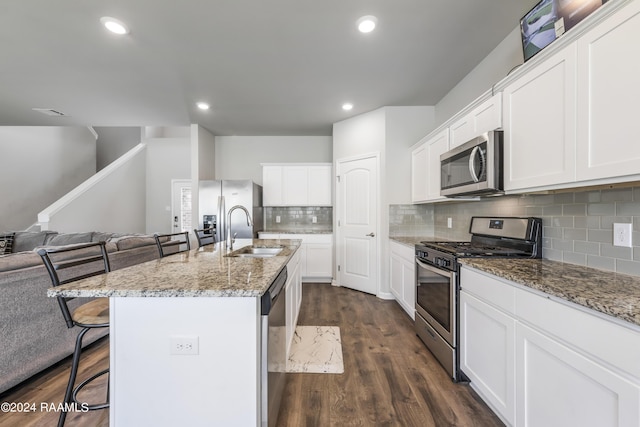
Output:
[415,258,456,346]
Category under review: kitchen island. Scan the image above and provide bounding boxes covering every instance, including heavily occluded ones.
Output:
[47,238,301,427]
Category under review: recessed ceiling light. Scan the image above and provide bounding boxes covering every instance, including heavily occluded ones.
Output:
[100,17,130,35]
[357,15,377,33]
[196,102,210,110]
[342,103,354,111]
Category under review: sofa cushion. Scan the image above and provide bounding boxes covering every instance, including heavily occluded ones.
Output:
[110,235,157,251]
[46,232,94,246]
[0,233,15,255]
[13,231,58,253]
[0,251,42,272]
[91,232,115,242]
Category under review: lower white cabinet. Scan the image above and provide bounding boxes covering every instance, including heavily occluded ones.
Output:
[460,291,515,426]
[460,266,640,427]
[389,240,416,319]
[285,248,302,356]
[259,233,332,282]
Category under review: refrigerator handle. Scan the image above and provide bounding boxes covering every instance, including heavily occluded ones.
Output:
[218,195,225,244]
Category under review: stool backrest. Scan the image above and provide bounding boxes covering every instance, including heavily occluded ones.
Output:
[154,231,191,257]
[38,241,111,328]
[193,228,216,247]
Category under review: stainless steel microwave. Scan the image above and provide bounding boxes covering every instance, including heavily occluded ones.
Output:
[440,130,503,197]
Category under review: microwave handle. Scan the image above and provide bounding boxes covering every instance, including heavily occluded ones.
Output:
[468,146,485,183]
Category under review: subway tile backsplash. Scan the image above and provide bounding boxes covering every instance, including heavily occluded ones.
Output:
[426,185,640,276]
[389,204,434,237]
[264,206,332,232]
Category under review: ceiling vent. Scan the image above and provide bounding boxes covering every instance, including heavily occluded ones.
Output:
[32,108,68,117]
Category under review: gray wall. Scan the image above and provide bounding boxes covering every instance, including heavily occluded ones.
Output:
[215,136,332,183]
[95,127,141,171]
[0,127,96,231]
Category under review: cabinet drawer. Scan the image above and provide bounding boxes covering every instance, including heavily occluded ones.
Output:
[515,288,640,381]
[390,240,414,261]
[460,267,516,315]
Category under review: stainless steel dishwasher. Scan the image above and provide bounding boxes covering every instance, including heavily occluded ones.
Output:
[261,267,287,427]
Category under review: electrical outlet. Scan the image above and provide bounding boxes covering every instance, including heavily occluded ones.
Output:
[447,218,453,229]
[613,223,633,248]
[276,216,281,223]
[312,216,317,223]
[170,336,199,355]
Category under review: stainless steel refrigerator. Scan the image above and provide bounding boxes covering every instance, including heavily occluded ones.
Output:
[198,180,263,243]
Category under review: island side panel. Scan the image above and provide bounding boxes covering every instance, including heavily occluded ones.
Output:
[109,296,261,427]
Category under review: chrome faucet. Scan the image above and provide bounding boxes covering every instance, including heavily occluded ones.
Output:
[226,205,253,250]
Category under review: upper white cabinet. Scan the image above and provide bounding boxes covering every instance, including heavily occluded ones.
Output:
[502,44,577,192]
[576,0,640,181]
[262,163,332,206]
[411,128,449,203]
[450,94,502,149]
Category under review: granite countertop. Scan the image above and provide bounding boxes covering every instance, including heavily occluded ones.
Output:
[47,239,301,298]
[461,258,640,327]
[390,236,435,248]
[260,230,332,235]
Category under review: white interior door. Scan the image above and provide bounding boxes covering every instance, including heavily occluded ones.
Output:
[171,179,192,233]
[336,155,378,295]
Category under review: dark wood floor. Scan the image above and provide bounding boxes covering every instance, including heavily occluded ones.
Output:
[0,284,503,426]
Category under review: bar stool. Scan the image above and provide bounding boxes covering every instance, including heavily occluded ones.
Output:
[154,231,191,257]
[38,241,111,427]
[193,227,216,247]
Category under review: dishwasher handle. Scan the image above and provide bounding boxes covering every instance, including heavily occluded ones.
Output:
[261,267,287,315]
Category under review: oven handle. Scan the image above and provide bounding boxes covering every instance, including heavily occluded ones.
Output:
[415,258,456,281]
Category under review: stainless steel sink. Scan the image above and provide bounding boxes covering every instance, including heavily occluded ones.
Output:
[226,246,284,258]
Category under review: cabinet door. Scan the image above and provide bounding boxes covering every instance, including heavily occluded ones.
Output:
[426,128,449,201]
[263,166,283,206]
[282,166,309,206]
[411,142,428,203]
[307,165,332,206]
[516,323,640,427]
[305,243,332,278]
[503,44,577,192]
[390,253,404,303]
[450,94,502,149]
[460,291,515,426]
[576,0,640,182]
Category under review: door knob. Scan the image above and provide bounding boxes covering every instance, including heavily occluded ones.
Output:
[366,232,375,237]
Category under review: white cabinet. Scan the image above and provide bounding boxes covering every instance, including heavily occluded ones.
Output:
[460,265,640,427]
[450,94,502,149]
[576,0,640,182]
[460,273,516,426]
[410,143,428,203]
[389,240,416,319]
[285,248,302,356]
[502,44,577,192]
[259,233,333,283]
[262,164,332,206]
[410,128,449,203]
[516,323,640,427]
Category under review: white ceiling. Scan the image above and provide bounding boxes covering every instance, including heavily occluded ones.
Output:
[0,0,538,136]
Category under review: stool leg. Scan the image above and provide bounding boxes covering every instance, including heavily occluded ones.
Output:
[58,327,89,427]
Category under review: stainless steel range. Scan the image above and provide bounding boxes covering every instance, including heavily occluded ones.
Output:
[415,216,542,381]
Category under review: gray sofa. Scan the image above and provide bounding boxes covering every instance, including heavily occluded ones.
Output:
[0,230,161,394]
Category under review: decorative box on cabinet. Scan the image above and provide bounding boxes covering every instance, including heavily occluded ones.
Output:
[262,164,332,207]
[389,240,416,319]
[450,94,502,149]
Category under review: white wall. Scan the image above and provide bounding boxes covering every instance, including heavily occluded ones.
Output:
[42,144,147,233]
[332,108,386,162]
[385,106,435,205]
[145,136,191,234]
[215,136,332,183]
[95,127,141,171]
[435,27,524,127]
[0,127,96,231]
